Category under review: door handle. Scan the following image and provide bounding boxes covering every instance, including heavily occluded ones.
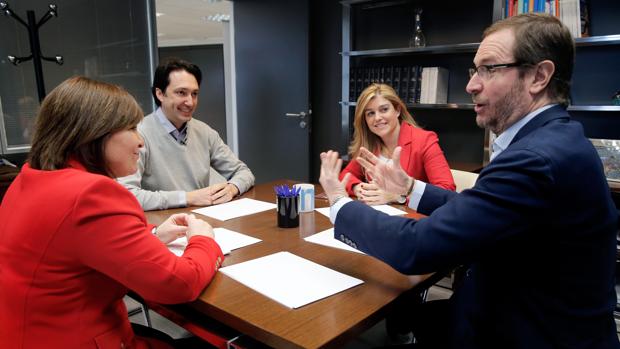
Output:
[285,110,311,130]
[285,111,306,119]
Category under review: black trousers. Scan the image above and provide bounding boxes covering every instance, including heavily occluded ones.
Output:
[409,299,452,349]
[382,298,453,349]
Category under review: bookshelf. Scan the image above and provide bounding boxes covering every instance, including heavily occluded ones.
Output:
[340,0,620,171]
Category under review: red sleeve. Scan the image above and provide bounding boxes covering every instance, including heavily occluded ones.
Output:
[339,158,365,195]
[420,132,456,191]
[71,178,224,304]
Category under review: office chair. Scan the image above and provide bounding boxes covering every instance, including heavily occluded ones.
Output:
[450,169,479,193]
[126,292,152,327]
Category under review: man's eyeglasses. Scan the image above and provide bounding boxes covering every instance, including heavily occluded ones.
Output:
[468,62,528,80]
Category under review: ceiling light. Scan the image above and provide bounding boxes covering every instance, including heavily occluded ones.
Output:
[203,13,229,22]
[156,12,164,17]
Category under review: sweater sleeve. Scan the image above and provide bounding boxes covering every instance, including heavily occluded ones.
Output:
[420,131,456,191]
[71,178,224,304]
[206,126,255,195]
[117,138,186,211]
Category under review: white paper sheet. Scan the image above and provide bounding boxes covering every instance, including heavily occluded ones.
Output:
[314,204,406,218]
[304,228,365,254]
[372,204,407,216]
[314,206,331,218]
[192,198,276,221]
[219,251,364,309]
[167,227,262,256]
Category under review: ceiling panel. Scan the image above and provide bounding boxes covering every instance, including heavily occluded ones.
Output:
[155,0,231,47]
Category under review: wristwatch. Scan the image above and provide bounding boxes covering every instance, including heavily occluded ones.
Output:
[396,178,415,204]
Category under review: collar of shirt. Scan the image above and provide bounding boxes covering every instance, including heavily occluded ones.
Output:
[155,107,188,145]
[490,104,557,161]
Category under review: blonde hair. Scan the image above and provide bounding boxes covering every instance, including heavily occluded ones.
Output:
[29,76,143,176]
[348,83,417,158]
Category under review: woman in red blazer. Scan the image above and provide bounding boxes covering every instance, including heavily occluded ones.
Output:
[0,77,224,349]
[340,83,455,205]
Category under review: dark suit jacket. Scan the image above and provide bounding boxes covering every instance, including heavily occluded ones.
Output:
[335,106,619,349]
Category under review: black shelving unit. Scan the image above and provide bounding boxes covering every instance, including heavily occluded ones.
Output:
[340,0,620,170]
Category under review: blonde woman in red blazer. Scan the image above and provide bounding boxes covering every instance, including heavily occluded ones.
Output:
[340,83,455,205]
[0,77,224,349]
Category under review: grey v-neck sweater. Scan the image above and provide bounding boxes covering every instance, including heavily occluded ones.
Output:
[118,112,254,210]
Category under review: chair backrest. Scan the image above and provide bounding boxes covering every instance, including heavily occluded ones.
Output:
[450,169,478,193]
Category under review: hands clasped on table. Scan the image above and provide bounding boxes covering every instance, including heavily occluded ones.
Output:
[155,213,215,244]
[186,182,240,207]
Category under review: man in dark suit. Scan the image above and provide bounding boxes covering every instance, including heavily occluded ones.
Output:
[320,13,619,349]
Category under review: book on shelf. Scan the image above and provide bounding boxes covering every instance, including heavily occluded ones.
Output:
[349,69,356,102]
[356,67,363,100]
[415,66,422,104]
[504,0,588,38]
[363,67,371,91]
[407,66,421,105]
[349,65,426,104]
[400,66,411,104]
[420,67,449,104]
[393,67,401,98]
[385,66,394,90]
[579,0,590,37]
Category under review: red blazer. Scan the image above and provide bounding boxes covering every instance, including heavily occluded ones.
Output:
[0,160,224,349]
[340,122,456,194]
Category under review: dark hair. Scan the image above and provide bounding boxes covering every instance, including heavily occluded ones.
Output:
[151,58,202,106]
[28,76,143,177]
[484,13,575,107]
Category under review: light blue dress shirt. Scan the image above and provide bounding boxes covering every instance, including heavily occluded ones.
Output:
[155,108,188,145]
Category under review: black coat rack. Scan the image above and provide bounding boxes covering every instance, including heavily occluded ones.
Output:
[1,1,63,103]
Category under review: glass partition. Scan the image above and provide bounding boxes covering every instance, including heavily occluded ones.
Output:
[0,0,156,154]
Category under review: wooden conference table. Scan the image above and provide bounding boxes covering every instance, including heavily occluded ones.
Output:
[144,180,433,349]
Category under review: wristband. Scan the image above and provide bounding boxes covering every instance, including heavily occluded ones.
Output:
[404,177,415,197]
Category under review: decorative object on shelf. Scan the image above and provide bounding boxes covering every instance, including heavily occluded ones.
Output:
[612,91,620,106]
[590,138,620,189]
[1,1,63,103]
[408,8,426,48]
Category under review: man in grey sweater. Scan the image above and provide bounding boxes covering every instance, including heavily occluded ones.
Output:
[119,58,254,211]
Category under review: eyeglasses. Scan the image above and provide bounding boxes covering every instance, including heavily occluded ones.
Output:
[468,62,528,80]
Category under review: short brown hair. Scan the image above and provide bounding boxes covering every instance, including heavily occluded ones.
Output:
[484,13,575,107]
[152,58,202,107]
[28,76,143,176]
[348,83,418,158]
